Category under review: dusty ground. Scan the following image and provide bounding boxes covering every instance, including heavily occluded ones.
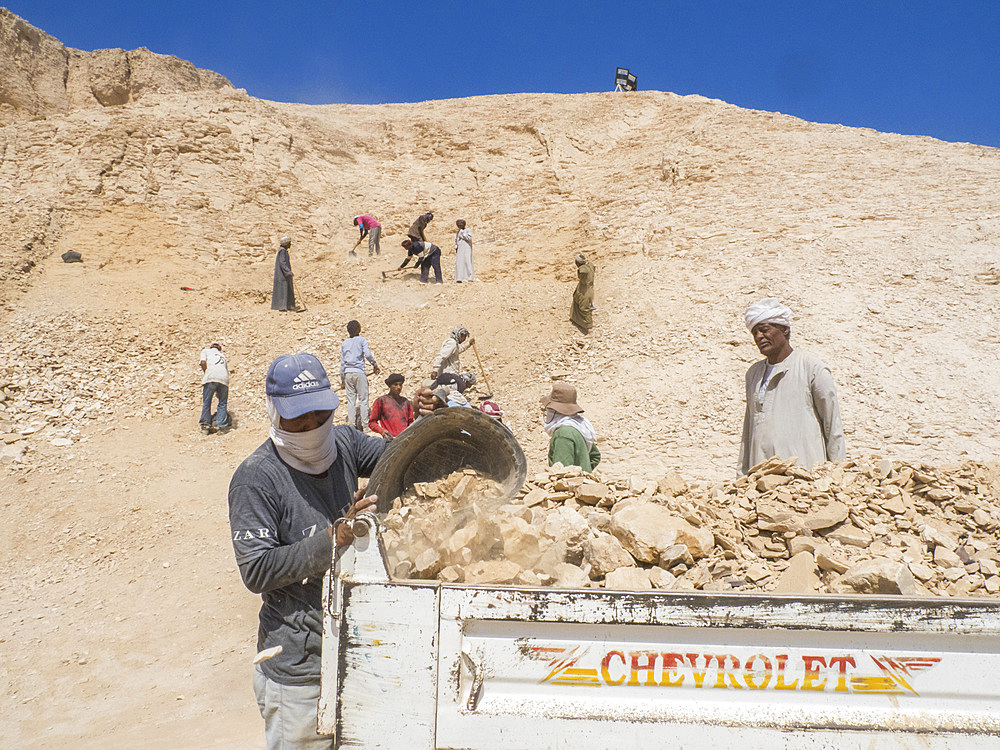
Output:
[2,44,1000,748]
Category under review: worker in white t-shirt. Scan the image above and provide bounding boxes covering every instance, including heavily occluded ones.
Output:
[200,343,230,435]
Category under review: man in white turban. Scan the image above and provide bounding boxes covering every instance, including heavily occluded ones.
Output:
[739,298,845,474]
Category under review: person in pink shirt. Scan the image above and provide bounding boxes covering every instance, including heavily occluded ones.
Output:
[352,215,382,257]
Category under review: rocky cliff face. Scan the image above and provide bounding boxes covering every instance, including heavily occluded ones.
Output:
[1,8,999,481]
[2,15,1000,746]
[0,8,231,124]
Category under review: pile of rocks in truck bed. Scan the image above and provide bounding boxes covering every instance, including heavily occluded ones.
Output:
[380,455,1000,597]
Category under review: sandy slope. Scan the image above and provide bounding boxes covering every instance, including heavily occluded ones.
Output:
[2,77,1000,747]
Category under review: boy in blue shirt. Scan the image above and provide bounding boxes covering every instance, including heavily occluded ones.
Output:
[339,320,380,431]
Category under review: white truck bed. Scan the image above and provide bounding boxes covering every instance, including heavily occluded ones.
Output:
[320,514,1000,749]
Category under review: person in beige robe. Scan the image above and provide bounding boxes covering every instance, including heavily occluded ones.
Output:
[431,326,473,378]
[570,254,595,332]
[739,298,845,474]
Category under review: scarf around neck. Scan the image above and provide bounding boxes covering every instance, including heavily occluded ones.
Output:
[266,396,338,475]
[543,409,597,449]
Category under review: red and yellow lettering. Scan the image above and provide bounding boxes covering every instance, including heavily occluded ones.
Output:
[774,654,799,690]
[588,648,864,694]
[686,653,709,688]
[743,654,773,690]
[827,656,856,692]
[628,651,659,686]
[601,650,626,686]
[711,655,743,689]
[801,655,828,691]
[660,653,685,687]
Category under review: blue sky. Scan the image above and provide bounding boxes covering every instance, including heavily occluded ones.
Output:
[10,1,1000,147]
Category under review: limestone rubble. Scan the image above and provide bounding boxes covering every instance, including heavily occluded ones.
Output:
[384,456,1000,597]
[3,7,1000,745]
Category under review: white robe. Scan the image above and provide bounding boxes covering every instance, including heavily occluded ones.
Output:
[454,228,474,282]
[739,350,845,474]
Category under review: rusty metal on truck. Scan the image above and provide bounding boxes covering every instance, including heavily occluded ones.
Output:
[320,513,1000,748]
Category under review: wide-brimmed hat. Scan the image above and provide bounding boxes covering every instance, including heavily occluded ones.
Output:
[540,382,583,415]
[265,353,340,419]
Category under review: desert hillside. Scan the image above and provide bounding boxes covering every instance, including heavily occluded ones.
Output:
[2,8,1000,748]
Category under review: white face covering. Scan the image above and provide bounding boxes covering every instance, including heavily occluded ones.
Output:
[266,396,338,475]
[543,408,598,449]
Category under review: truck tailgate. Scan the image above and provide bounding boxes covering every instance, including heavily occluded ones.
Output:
[320,518,1000,749]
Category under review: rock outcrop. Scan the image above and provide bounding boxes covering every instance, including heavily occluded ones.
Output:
[0,8,231,124]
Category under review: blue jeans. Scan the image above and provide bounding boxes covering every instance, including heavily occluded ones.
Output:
[200,382,228,428]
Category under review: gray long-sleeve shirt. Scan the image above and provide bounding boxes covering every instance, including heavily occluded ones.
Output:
[340,335,377,378]
[739,349,846,474]
[228,428,386,685]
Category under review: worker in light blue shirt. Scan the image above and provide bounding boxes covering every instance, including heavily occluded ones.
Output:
[339,320,380,431]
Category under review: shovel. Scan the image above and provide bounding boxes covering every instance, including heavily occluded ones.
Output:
[470,340,494,399]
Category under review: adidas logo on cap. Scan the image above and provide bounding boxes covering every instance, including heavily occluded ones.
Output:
[292,369,320,390]
[266,354,337,410]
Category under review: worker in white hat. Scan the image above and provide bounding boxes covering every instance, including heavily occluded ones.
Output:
[739,298,845,474]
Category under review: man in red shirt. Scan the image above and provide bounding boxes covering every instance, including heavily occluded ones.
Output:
[369,373,415,438]
[352,215,382,257]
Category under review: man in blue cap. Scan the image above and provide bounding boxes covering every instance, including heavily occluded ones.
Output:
[228,352,385,748]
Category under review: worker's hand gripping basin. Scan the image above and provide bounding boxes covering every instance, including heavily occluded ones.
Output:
[320,408,1000,749]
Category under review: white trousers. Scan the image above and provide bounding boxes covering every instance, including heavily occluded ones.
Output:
[343,371,369,430]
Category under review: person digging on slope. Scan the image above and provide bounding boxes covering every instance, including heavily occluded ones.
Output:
[407,211,433,243]
[199,342,230,435]
[399,238,443,283]
[431,326,473,378]
[352,214,381,257]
